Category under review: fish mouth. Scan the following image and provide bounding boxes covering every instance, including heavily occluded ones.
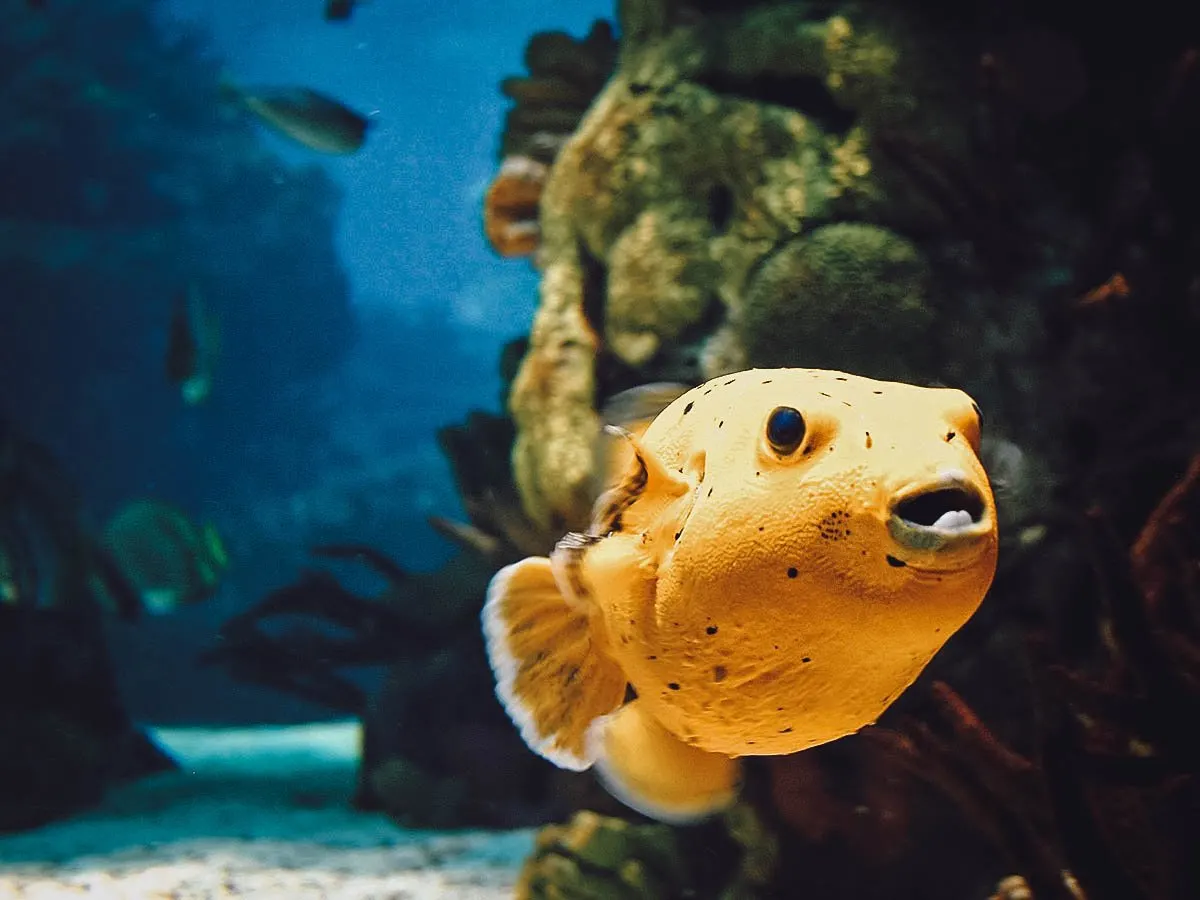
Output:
[888,474,991,554]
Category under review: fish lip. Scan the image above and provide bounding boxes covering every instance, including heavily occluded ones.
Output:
[887,472,992,555]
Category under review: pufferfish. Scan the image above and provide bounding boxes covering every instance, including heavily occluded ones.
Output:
[482,367,999,822]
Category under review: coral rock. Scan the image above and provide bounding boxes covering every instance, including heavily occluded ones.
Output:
[606,206,719,366]
[737,222,934,380]
[502,2,983,528]
[484,155,547,259]
[485,21,618,260]
[508,258,602,531]
[514,810,689,899]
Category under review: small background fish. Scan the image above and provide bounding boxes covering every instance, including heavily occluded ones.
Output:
[100,498,228,615]
[324,0,362,21]
[165,283,219,406]
[223,82,372,155]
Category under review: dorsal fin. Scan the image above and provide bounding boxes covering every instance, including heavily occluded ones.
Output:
[600,383,692,431]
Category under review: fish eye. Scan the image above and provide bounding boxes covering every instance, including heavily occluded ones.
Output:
[766,406,806,455]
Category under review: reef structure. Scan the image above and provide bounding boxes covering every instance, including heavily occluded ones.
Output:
[501,0,1048,531]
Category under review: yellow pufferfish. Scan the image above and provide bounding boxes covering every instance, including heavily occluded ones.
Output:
[482,367,999,822]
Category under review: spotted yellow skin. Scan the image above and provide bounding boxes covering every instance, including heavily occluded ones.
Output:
[579,367,998,758]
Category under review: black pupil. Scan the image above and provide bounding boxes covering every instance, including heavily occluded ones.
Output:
[767,406,806,452]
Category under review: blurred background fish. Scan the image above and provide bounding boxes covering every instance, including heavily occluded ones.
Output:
[324,0,368,22]
[0,420,143,620]
[100,499,228,615]
[165,282,219,406]
[221,82,372,154]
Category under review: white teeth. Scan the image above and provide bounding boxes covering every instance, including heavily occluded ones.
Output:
[932,509,974,530]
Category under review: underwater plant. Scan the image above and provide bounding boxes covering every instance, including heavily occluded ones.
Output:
[0,424,174,832]
[203,539,599,828]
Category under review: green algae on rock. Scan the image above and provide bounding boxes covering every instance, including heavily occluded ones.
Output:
[505,0,979,529]
[737,223,934,382]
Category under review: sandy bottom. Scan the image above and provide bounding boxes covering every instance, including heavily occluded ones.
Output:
[0,721,532,898]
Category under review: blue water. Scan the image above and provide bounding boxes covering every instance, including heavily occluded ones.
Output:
[0,0,605,723]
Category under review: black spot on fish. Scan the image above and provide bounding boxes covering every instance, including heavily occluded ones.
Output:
[762,379,772,384]
[819,510,852,541]
[718,420,724,428]
[684,401,694,414]
[747,740,756,745]
[803,446,814,456]
[674,530,682,540]
[777,706,784,711]
[707,487,713,497]
[886,554,907,567]
[758,526,765,532]
[647,655,658,660]
[706,625,718,635]
[873,390,883,395]
[629,618,636,625]
[946,431,956,442]
[835,376,847,381]
[819,391,831,398]
[865,432,872,449]
[787,567,798,578]
[756,470,761,477]
[842,401,853,408]
[668,682,681,691]
[724,378,736,385]
[801,656,811,663]
[780,727,793,733]
[704,388,713,396]
[713,665,727,682]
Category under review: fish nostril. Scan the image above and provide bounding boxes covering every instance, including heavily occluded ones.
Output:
[895,488,984,528]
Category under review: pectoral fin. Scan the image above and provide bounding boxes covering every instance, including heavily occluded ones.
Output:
[591,425,691,534]
[588,699,741,823]
[482,557,626,770]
